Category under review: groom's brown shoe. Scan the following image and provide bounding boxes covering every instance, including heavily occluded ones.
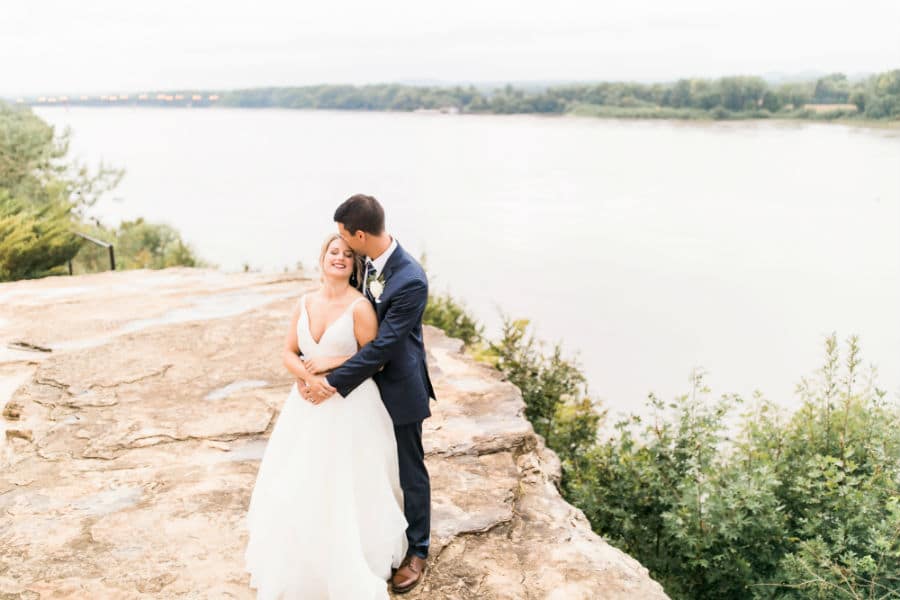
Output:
[391,555,426,594]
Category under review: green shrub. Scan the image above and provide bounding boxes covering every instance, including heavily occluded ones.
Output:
[571,334,899,600]
[423,292,484,347]
[422,285,899,600]
[484,317,601,447]
[752,335,900,599]
[0,192,82,281]
[567,372,787,599]
[71,218,204,272]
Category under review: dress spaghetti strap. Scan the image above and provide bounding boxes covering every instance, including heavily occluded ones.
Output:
[347,296,367,312]
[295,292,308,311]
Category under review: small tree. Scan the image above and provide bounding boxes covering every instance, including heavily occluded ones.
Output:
[0,103,121,279]
[0,192,82,281]
[423,293,483,347]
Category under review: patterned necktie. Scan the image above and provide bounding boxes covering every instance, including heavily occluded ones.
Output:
[364,259,377,300]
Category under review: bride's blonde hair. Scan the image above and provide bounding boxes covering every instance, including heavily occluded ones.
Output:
[318,233,363,287]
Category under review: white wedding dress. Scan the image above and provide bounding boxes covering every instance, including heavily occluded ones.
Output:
[244,294,408,599]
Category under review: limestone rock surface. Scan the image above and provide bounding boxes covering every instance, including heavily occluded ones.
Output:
[0,268,669,599]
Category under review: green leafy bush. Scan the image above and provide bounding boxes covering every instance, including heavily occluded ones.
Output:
[484,317,603,450]
[422,288,899,600]
[71,218,204,272]
[423,292,484,348]
[0,192,82,280]
[568,334,899,599]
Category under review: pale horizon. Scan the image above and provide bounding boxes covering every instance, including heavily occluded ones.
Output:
[3,0,899,97]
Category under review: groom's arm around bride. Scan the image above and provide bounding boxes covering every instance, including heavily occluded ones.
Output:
[315,249,436,426]
[303,194,436,426]
[325,276,427,395]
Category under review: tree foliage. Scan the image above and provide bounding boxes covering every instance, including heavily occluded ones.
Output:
[71,218,204,273]
[0,103,122,216]
[216,70,900,121]
[423,292,484,348]
[0,104,86,280]
[0,102,202,280]
[485,317,603,447]
[567,334,899,599]
[0,192,82,280]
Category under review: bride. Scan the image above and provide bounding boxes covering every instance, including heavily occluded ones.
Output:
[243,233,408,599]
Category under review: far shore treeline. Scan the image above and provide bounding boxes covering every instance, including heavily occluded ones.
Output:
[11,70,900,121]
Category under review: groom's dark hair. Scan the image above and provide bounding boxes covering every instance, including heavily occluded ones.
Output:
[334,194,385,235]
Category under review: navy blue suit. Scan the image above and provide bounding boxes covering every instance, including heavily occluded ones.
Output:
[326,241,435,558]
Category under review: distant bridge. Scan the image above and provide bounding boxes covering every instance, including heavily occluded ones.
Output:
[10,92,222,108]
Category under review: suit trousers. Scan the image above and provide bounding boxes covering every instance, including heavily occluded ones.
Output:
[394,421,431,558]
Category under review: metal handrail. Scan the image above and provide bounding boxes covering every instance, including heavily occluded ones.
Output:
[68,232,116,274]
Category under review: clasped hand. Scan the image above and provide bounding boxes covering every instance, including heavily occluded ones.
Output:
[297,375,336,405]
[301,356,331,375]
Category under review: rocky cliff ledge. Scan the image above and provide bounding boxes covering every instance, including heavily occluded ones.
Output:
[0,268,668,599]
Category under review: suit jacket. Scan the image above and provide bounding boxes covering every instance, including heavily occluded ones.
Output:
[326,242,436,425]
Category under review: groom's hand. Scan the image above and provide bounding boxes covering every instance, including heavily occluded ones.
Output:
[307,376,337,405]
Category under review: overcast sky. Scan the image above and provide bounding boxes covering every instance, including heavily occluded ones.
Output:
[3,0,899,96]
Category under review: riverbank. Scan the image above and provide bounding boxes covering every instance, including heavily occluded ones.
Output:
[15,100,900,130]
[10,68,900,125]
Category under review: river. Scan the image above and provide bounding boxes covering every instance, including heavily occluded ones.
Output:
[35,106,900,418]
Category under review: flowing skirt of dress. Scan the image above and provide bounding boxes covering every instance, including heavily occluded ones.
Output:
[243,378,408,600]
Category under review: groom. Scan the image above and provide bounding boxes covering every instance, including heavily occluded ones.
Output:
[303,193,435,593]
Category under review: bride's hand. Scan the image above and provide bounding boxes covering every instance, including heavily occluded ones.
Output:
[307,376,337,405]
[302,356,330,374]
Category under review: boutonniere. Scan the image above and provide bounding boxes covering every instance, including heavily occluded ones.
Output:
[368,273,386,303]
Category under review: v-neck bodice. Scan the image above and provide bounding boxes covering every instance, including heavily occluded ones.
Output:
[297,294,366,357]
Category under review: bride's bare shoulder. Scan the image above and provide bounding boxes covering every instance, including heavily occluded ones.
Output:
[297,289,317,306]
[350,291,374,315]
